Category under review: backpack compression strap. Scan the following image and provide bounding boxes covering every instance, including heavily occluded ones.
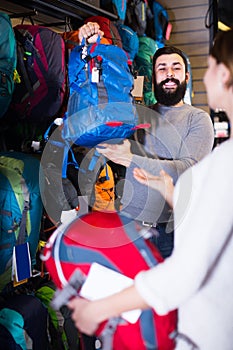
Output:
[17,176,30,245]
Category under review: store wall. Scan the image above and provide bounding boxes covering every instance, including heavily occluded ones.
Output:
[160,0,210,113]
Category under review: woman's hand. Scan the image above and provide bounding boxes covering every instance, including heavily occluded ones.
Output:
[68,285,149,335]
[78,22,104,44]
[68,298,101,335]
[133,168,174,208]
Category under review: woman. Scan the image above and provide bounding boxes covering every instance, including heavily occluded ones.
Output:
[68,30,233,349]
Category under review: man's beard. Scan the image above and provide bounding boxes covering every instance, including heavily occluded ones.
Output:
[154,78,187,106]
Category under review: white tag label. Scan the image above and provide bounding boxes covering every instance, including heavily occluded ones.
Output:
[81,45,87,60]
[91,67,100,83]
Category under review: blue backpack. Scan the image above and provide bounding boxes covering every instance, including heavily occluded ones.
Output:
[59,39,139,177]
[59,40,138,178]
[0,13,19,119]
[0,152,43,291]
[63,39,138,145]
[100,0,127,21]
[43,39,140,207]
[146,1,172,48]
[183,53,193,105]
[116,23,139,62]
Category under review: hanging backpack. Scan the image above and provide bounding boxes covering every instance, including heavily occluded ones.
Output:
[62,37,137,146]
[0,152,43,291]
[9,24,66,123]
[0,294,49,350]
[183,53,193,105]
[58,37,140,184]
[125,0,153,37]
[41,211,177,350]
[64,146,115,211]
[146,0,172,48]
[0,308,27,350]
[134,36,158,105]
[100,0,127,22]
[115,23,139,62]
[35,279,80,350]
[0,13,19,119]
[43,36,143,213]
[40,135,115,221]
[92,163,115,212]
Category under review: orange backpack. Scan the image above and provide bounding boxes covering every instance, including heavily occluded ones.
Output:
[92,163,115,212]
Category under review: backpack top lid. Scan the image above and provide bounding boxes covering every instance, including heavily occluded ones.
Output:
[136,36,159,62]
[116,23,139,61]
[0,13,17,68]
[63,211,137,248]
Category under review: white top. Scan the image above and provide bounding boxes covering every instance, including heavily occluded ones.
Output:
[135,138,233,349]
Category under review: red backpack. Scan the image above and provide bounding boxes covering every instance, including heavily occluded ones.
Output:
[84,16,123,48]
[10,24,67,123]
[42,211,177,350]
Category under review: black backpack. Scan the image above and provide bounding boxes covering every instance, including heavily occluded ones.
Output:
[125,0,153,36]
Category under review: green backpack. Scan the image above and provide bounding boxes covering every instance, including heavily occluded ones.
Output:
[35,280,80,350]
[134,36,158,106]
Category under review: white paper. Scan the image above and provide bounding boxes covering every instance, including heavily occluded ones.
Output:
[61,195,89,224]
[80,262,141,324]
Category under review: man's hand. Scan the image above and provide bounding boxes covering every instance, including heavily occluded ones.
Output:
[96,139,133,167]
[78,22,104,44]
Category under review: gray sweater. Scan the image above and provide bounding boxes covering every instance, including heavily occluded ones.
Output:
[121,103,214,225]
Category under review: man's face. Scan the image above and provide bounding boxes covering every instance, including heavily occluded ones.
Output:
[154,53,189,106]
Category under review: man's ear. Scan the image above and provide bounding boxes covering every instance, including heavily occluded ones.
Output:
[185,71,190,83]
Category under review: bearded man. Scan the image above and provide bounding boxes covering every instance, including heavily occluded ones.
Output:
[97,45,214,258]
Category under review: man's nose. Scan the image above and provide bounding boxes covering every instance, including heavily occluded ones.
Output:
[167,68,174,77]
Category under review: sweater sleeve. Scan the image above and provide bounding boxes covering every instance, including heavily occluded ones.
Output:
[129,108,214,183]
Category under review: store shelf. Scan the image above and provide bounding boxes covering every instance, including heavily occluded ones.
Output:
[1,0,118,29]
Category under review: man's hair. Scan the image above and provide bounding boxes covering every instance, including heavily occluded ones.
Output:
[153,46,188,73]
